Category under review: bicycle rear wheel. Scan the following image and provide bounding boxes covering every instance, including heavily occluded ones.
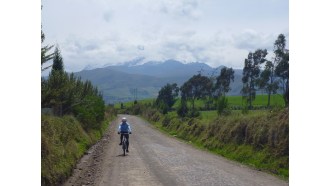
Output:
[122,138,126,156]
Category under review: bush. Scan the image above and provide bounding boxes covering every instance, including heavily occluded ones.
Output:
[188,109,200,118]
[73,96,105,130]
[162,115,172,127]
[177,99,188,117]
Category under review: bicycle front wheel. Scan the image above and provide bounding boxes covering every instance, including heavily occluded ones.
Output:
[122,140,126,156]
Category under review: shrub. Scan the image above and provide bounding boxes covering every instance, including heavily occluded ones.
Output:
[177,99,188,117]
[72,96,105,130]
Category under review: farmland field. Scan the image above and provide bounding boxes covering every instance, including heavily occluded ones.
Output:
[114,94,285,110]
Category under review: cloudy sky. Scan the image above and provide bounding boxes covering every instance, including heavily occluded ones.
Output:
[42,0,288,73]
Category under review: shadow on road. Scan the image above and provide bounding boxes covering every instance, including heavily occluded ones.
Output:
[116,154,129,157]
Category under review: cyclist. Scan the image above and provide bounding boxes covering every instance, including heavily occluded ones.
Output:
[117,117,132,152]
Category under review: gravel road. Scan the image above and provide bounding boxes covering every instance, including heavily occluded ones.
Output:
[63,115,288,186]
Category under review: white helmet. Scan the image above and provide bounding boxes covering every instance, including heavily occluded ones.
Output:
[122,117,127,122]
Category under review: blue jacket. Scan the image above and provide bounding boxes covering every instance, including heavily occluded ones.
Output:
[118,122,132,133]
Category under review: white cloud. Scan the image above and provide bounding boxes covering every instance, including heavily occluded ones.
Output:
[232,29,278,51]
[158,0,202,20]
[42,0,288,72]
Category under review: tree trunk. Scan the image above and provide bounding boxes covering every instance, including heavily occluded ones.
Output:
[192,98,195,111]
[267,92,271,107]
[284,80,289,107]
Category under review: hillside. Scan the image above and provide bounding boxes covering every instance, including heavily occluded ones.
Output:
[75,60,244,103]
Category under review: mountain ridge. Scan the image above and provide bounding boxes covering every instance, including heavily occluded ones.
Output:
[75,60,243,103]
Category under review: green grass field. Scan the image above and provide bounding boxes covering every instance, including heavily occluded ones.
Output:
[114,98,155,109]
[114,94,285,110]
[227,94,285,107]
[172,94,285,109]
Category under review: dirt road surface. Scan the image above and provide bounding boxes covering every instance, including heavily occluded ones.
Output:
[63,115,288,186]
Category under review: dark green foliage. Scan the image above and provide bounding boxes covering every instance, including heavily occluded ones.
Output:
[258,61,279,107]
[73,96,105,130]
[177,97,189,117]
[41,27,54,71]
[51,46,64,73]
[42,48,105,130]
[188,109,200,118]
[217,96,230,116]
[156,83,179,114]
[241,49,268,109]
[42,70,68,116]
[158,100,170,114]
[180,74,212,111]
[214,67,235,97]
[273,34,289,107]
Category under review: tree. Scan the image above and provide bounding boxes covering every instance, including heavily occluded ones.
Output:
[180,74,213,112]
[274,34,289,107]
[217,96,229,116]
[241,49,268,109]
[177,96,188,117]
[41,29,55,71]
[45,70,68,116]
[41,3,54,71]
[44,45,66,115]
[156,83,179,114]
[51,46,64,73]
[214,67,235,97]
[257,60,279,107]
[213,67,234,114]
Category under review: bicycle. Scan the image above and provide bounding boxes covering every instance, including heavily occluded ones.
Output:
[119,132,130,156]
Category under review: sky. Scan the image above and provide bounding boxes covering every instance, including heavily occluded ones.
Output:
[42,0,289,73]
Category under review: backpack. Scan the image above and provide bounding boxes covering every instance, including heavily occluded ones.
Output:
[120,122,129,132]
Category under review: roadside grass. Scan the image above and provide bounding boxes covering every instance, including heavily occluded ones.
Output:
[41,112,116,186]
[140,107,289,180]
[41,115,90,185]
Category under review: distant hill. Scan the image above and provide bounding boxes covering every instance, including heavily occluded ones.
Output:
[103,59,219,78]
[75,60,243,104]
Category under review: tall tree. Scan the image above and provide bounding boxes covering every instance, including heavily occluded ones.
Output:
[257,60,279,107]
[213,67,234,115]
[51,46,64,73]
[214,67,235,97]
[241,49,268,109]
[156,83,179,114]
[41,29,54,71]
[45,46,66,115]
[180,74,212,111]
[177,95,188,117]
[274,34,289,107]
[41,4,54,71]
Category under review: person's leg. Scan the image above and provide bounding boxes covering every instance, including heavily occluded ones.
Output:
[119,134,123,145]
[125,134,129,152]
